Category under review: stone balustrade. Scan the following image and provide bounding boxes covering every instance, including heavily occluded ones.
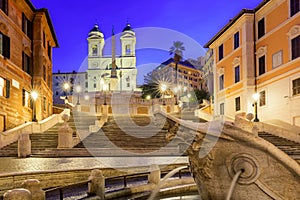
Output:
[0,109,70,149]
[1,164,192,200]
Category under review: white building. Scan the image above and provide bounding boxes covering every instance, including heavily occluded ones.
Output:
[86,23,137,92]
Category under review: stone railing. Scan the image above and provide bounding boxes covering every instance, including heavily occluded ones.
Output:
[0,109,70,149]
[0,163,191,198]
[154,110,300,199]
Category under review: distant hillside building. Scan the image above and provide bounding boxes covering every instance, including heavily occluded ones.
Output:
[151,58,205,92]
[52,71,86,105]
[0,0,58,130]
[205,0,300,125]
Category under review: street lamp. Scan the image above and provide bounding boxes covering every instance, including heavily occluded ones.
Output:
[63,82,70,100]
[75,85,81,105]
[160,83,167,106]
[103,83,108,105]
[187,93,191,110]
[252,93,260,122]
[31,91,38,122]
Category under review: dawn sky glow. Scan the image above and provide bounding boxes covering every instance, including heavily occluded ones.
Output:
[31,0,262,83]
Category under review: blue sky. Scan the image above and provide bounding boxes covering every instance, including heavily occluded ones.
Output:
[31,0,262,84]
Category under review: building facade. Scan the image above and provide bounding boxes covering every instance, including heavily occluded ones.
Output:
[52,71,87,105]
[0,0,58,130]
[151,58,205,93]
[87,23,137,92]
[205,0,300,125]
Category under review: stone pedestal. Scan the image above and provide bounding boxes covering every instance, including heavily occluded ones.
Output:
[173,105,180,113]
[102,105,108,117]
[3,188,31,200]
[148,164,161,184]
[21,179,45,200]
[18,133,31,158]
[57,114,74,148]
[88,169,105,199]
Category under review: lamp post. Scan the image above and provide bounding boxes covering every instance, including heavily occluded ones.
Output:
[160,83,167,106]
[103,83,108,105]
[75,85,81,105]
[252,93,259,122]
[187,93,191,110]
[31,91,38,122]
[63,82,70,100]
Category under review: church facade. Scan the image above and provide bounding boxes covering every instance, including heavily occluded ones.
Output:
[86,23,137,92]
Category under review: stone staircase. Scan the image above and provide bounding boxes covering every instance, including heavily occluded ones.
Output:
[0,113,181,157]
[0,113,98,157]
[73,115,180,156]
[258,132,300,163]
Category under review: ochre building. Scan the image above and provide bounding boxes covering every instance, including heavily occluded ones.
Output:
[205,0,300,125]
[0,0,58,130]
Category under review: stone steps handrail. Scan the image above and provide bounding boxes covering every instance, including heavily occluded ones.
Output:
[0,163,189,196]
[154,110,300,178]
[0,109,70,148]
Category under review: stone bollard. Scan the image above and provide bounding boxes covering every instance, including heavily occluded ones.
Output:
[88,169,105,199]
[21,179,45,200]
[3,188,32,200]
[148,164,161,184]
[57,114,74,148]
[18,133,31,158]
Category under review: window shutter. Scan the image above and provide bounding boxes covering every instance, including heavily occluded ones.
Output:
[5,79,10,98]
[3,35,10,59]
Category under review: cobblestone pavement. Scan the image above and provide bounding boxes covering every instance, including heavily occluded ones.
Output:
[0,156,188,175]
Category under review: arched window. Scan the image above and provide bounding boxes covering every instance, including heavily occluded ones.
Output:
[125,44,131,55]
[92,45,98,56]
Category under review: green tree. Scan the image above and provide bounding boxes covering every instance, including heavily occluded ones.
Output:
[194,89,210,103]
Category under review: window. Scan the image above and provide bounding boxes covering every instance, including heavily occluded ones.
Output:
[43,66,46,81]
[290,0,300,17]
[234,65,240,83]
[258,55,266,75]
[0,32,10,58]
[218,44,224,61]
[259,91,266,106]
[234,32,239,49]
[85,82,88,88]
[127,82,130,87]
[55,91,58,96]
[22,52,31,74]
[22,89,30,107]
[220,103,224,115]
[43,32,46,48]
[235,97,241,111]
[272,50,283,68]
[219,74,224,90]
[0,0,8,14]
[258,18,265,39]
[48,42,52,59]
[292,78,300,96]
[43,97,46,111]
[92,45,98,56]
[94,83,96,88]
[292,35,300,60]
[125,44,131,55]
[22,13,32,39]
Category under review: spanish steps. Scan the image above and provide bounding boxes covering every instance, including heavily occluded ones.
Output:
[0,112,180,157]
[0,111,299,164]
[258,132,300,164]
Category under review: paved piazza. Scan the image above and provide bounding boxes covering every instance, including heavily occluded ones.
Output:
[0,156,189,175]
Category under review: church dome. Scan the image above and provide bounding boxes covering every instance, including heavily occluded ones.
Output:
[122,23,134,32]
[88,24,104,38]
